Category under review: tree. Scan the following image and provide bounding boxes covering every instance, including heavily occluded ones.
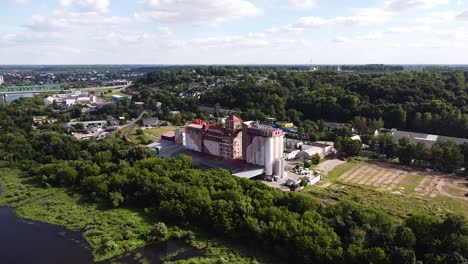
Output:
[352,116,367,134]
[109,192,124,207]
[214,103,221,117]
[398,137,416,165]
[414,142,430,166]
[431,141,464,173]
[378,134,399,159]
[151,222,169,242]
[311,154,321,165]
[340,137,362,156]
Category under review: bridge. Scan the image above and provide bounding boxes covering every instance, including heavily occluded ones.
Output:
[0,85,64,103]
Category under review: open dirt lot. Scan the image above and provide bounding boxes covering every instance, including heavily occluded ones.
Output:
[316,159,346,175]
[337,161,468,201]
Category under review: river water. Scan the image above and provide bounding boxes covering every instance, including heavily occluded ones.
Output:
[0,187,204,263]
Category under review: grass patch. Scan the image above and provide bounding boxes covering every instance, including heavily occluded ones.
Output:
[101,90,130,99]
[305,183,468,219]
[144,126,183,140]
[0,164,262,263]
[129,126,184,145]
[445,186,467,197]
[400,174,425,193]
[327,162,357,183]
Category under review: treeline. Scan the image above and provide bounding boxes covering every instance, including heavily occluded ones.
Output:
[369,134,468,173]
[198,70,468,138]
[341,64,404,72]
[1,97,468,263]
[336,134,468,173]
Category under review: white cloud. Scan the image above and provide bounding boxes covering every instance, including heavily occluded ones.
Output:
[268,25,304,33]
[136,0,262,25]
[415,11,459,24]
[59,0,111,13]
[437,27,468,40]
[333,37,349,43]
[357,32,384,40]
[385,25,432,33]
[95,27,173,44]
[12,0,30,4]
[190,33,303,50]
[456,10,468,20]
[288,0,316,8]
[385,0,449,11]
[286,8,392,30]
[0,31,65,45]
[25,11,131,31]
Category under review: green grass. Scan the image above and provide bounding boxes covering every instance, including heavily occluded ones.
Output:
[102,91,131,99]
[400,174,425,193]
[144,126,183,140]
[445,186,467,197]
[0,164,262,263]
[305,183,468,219]
[0,166,153,261]
[129,126,183,145]
[327,162,357,183]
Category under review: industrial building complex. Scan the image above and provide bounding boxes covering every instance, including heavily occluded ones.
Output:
[169,115,286,177]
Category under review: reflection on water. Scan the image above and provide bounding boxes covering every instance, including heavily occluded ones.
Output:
[0,206,204,264]
[0,206,94,264]
[105,240,205,264]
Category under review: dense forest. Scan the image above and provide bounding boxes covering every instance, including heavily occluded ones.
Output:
[134,68,468,138]
[1,96,467,263]
[203,71,468,138]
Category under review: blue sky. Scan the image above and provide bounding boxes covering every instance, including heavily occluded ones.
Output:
[1,0,468,64]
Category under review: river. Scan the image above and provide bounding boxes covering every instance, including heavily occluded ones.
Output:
[0,187,204,263]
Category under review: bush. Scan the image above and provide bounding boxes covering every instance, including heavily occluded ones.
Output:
[311,154,321,165]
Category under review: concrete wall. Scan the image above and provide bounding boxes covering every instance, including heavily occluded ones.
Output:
[232,133,243,159]
[204,139,221,157]
[186,129,203,152]
[244,134,284,176]
[175,129,186,146]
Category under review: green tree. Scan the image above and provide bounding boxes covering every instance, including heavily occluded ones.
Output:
[109,192,124,208]
[398,137,416,165]
[151,222,169,242]
[340,137,362,156]
[311,154,321,165]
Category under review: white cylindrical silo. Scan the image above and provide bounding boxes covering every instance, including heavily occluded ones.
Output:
[279,135,284,159]
[265,137,274,176]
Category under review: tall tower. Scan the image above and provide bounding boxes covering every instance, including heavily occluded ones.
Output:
[225,115,242,132]
[0,75,4,85]
[243,122,284,176]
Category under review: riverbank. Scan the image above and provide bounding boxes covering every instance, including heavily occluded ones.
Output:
[0,206,93,264]
[0,164,265,263]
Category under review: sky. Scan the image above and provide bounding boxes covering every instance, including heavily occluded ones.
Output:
[1,0,468,64]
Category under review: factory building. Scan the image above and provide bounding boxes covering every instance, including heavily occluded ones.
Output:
[243,121,284,176]
[185,124,205,152]
[183,115,243,160]
[178,116,285,177]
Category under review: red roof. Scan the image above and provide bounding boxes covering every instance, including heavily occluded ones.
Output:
[193,118,207,125]
[226,115,242,122]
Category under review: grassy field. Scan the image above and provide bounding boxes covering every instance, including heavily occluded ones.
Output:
[102,90,130,99]
[130,126,183,144]
[400,174,425,193]
[306,183,468,219]
[327,162,357,183]
[144,126,183,139]
[310,159,468,219]
[0,164,263,263]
